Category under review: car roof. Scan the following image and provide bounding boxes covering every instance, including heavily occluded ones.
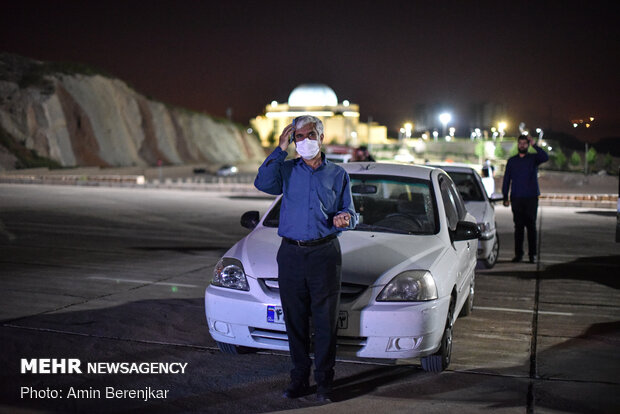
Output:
[342,162,437,180]
[426,163,478,175]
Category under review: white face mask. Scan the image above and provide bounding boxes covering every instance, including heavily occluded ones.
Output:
[295,138,320,160]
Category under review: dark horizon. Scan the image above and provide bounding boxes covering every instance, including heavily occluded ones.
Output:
[1,1,619,141]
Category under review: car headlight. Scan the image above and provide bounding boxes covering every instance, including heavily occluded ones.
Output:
[211,258,249,291]
[376,270,438,302]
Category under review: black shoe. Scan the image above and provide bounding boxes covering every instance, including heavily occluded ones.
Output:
[511,256,523,263]
[282,379,309,399]
[529,255,537,263]
[316,385,333,403]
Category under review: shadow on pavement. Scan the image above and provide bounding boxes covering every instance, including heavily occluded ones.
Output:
[483,255,620,289]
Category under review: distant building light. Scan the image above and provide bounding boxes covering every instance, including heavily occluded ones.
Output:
[422,133,428,140]
[247,128,253,134]
[573,123,578,128]
[342,111,360,117]
[343,100,350,107]
[271,101,278,107]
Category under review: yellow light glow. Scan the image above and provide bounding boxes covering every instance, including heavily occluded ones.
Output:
[585,123,591,128]
[590,117,594,121]
[270,101,278,107]
[343,111,360,117]
[498,121,507,131]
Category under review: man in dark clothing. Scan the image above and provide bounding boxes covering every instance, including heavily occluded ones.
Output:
[353,145,376,162]
[254,115,357,403]
[502,134,549,263]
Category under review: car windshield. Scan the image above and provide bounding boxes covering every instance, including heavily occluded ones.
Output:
[445,171,485,202]
[263,174,437,235]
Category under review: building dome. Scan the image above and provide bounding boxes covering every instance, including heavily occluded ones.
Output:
[288,84,338,107]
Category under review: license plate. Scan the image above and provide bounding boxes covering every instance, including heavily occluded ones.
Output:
[267,305,285,324]
[267,306,348,329]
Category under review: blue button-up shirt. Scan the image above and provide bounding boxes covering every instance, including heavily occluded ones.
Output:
[502,145,549,199]
[254,147,358,241]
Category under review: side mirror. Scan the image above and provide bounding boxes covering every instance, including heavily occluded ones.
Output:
[451,221,481,241]
[240,211,260,229]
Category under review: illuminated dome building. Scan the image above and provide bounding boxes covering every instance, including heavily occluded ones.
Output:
[250,84,387,148]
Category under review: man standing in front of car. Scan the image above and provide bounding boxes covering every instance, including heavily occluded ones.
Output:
[254,115,357,403]
[502,134,549,263]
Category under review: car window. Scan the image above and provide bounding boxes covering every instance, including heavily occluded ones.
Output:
[445,171,486,202]
[439,175,460,231]
[350,174,437,235]
[263,175,438,235]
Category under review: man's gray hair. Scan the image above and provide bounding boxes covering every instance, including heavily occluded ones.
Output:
[295,115,324,136]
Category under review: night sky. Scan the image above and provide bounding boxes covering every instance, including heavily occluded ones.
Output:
[1,0,619,139]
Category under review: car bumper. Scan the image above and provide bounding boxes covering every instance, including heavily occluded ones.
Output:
[205,284,451,359]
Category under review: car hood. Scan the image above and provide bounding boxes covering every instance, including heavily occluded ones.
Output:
[229,227,447,286]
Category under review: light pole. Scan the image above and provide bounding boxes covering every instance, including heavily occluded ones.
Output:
[439,112,452,138]
[571,116,595,175]
[498,122,507,140]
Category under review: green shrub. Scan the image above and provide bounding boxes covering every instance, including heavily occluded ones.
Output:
[494,144,506,159]
[586,146,597,165]
[552,148,567,170]
[569,151,581,167]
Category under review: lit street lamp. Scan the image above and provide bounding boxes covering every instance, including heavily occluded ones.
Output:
[498,122,507,140]
[439,112,452,138]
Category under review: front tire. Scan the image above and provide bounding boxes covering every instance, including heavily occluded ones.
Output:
[482,232,499,269]
[421,302,454,372]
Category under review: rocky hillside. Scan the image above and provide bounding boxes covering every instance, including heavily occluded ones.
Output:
[0,54,264,171]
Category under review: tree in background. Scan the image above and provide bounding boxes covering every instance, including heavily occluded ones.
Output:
[494,143,506,159]
[586,146,597,167]
[603,152,613,172]
[552,147,567,170]
[570,151,581,168]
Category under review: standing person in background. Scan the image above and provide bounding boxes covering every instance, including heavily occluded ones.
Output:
[254,115,357,403]
[502,134,549,263]
[352,145,375,162]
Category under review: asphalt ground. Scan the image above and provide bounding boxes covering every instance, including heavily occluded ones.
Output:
[0,184,618,413]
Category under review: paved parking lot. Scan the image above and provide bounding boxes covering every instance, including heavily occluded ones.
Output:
[1,184,618,413]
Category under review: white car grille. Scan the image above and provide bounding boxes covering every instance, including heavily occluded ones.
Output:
[249,327,367,353]
[260,278,367,300]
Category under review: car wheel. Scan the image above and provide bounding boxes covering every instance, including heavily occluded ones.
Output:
[216,341,255,355]
[421,302,454,372]
[483,231,500,269]
[459,276,475,317]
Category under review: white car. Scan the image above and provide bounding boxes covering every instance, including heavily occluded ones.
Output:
[205,163,480,372]
[325,153,352,163]
[430,165,502,268]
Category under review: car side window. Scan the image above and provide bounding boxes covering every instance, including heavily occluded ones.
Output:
[449,180,467,221]
[439,176,459,231]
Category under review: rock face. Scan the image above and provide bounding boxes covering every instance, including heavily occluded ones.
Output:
[0,54,264,170]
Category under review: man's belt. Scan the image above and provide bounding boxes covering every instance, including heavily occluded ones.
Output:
[283,233,337,247]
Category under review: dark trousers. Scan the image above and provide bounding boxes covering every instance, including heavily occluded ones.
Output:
[276,237,341,387]
[511,197,539,258]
